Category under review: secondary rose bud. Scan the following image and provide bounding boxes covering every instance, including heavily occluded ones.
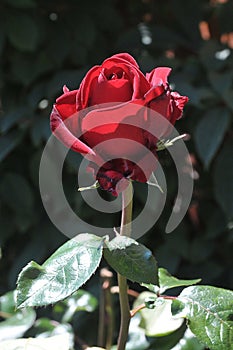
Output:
[50,53,188,195]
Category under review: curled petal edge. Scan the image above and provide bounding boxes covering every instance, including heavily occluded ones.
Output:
[103,53,140,68]
[50,106,96,155]
[146,67,172,86]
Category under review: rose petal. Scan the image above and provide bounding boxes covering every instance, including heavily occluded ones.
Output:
[131,68,151,99]
[90,79,133,105]
[103,53,139,68]
[81,102,146,132]
[144,85,165,103]
[77,65,101,109]
[146,67,172,86]
[149,92,170,120]
[50,106,95,155]
[102,61,150,99]
[81,102,149,158]
[50,54,189,197]
[96,169,127,196]
[63,85,70,93]
[170,92,189,122]
[133,151,158,182]
[55,89,79,120]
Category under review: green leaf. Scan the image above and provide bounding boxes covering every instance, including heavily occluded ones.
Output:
[214,140,233,220]
[53,289,98,323]
[194,108,231,169]
[134,291,183,337]
[16,234,104,308]
[33,317,62,333]
[5,13,39,52]
[31,318,73,341]
[142,268,201,294]
[0,334,71,350]
[158,268,201,294]
[104,236,158,284]
[124,313,186,350]
[0,290,16,314]
[171,286,233,350]
[0,308,36,341]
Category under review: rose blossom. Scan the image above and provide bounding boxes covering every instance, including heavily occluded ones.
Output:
[50,53,188,195]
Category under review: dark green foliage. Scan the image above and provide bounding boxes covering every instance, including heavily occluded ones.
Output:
[104,236,158,284]
[0,0,233,348]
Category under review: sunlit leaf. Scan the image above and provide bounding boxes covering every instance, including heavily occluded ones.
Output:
[142,268,201,294]
[104,236,158,284]
[158,268,201,294]
[120,313,149,350]
[172,286,233,350]
[0,334,71,350]
[16,234,104,308]
[0,308,36,341]
[0,290,16,314]
[134,291,183,337]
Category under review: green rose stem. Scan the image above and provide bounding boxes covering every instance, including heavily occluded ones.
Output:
[117,181,133,350]
[98,268,114,350]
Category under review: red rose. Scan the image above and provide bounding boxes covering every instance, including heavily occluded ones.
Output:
[50,53,188,195]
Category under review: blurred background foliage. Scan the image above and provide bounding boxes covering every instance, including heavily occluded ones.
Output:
[0,0,232,348]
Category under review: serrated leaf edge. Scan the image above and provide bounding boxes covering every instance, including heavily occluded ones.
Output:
[16,236,104,308]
